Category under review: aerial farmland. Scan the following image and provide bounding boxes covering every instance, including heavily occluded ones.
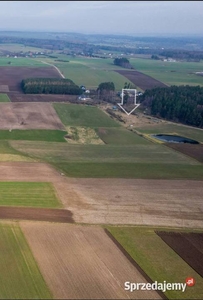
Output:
[0,25,203,300]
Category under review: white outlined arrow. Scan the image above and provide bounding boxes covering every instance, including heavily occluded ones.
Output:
[117,88,140,116]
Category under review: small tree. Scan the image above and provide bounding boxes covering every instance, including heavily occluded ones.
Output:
[97,82,115,102]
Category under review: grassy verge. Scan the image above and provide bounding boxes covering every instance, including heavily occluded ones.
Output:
[53,103,120,128]
[0,94,10,102]
[0,223,52,299]
[106,226,203,299]
[0,182,61,208]
[53,162,203,179]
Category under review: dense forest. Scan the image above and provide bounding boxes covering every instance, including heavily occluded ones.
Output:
[21,78,82,95]
[141,85,203,128]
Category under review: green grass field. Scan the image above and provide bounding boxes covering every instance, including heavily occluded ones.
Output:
[96,127,149,144]
[136,123,203,143]
[130,58,203,86]
[10,141,199,164]
[0,223,52,299]
[53,103,120,128]
[37,56,133,90]
[0,57,47,67]
[0,129,67,142]
[0,43,44,52]
[0,182,61,208]
[0,94,10,102]
[106,226,203,299]
[53,162,203,179]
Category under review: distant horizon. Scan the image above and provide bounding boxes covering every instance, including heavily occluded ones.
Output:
[0,29,202,39]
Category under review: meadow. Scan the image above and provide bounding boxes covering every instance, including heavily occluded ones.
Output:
[10,141,199,164]
[0,57,47,67]
[106,226,203,299]
[0,223,52,299]
[53,103,121,128]
[0,182,61,208]
[96,127,149,144]
[0,129,67,142]
[130,58,203,86]
[52,162,203,179]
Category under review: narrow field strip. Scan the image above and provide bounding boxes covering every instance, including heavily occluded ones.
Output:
[0,223,52,299]
[0,207,74,223]
[0,182,61,208]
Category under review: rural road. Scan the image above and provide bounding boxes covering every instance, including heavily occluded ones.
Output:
[40,60,65,78]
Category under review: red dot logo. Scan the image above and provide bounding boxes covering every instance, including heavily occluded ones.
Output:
[186,277,195,287]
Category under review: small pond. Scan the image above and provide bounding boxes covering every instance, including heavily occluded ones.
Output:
[151,134,199,144]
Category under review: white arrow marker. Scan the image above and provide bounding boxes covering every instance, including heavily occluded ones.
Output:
[117,88,140,116]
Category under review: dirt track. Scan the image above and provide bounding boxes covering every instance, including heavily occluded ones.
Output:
[21,223,162,299]
[0,102,65,130]
[0,162,203,228]
[0,207,73,223]
[115,70,167,90]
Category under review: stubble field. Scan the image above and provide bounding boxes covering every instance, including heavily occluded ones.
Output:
[0,102,65,130]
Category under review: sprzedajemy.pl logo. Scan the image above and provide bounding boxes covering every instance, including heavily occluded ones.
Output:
[124,277,195,293]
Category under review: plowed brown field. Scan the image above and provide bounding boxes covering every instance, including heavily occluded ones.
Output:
[21,223,162,299]
[0,206,73,223]
[156,231,203,277]
[0,66,60,92]
[0,102,65,130]
[115,70,167,90]
[167,143,203,163]
[8,93,77,102]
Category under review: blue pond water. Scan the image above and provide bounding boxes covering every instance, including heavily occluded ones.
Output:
[151,134,199,144]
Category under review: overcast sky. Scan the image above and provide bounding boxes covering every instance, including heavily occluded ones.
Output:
[0,1,202,36]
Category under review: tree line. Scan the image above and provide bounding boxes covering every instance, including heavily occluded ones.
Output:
[21,78,82,95]
[141,85,203,128]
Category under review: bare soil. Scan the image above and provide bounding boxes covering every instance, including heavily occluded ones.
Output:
[156,231,203,277]
[115,70,168,91]
[99,102,166,129]
[0,162,203,228]
[8,93,77,102]
[167,143,203,163]
[0,102,65,130]
[21,222,161,299]
[0,207,73,223]
[66,178,203,228]
[0,66,60,93]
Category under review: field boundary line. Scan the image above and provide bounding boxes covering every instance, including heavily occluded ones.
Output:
[40,61,65,78]
[104,228,167,299]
